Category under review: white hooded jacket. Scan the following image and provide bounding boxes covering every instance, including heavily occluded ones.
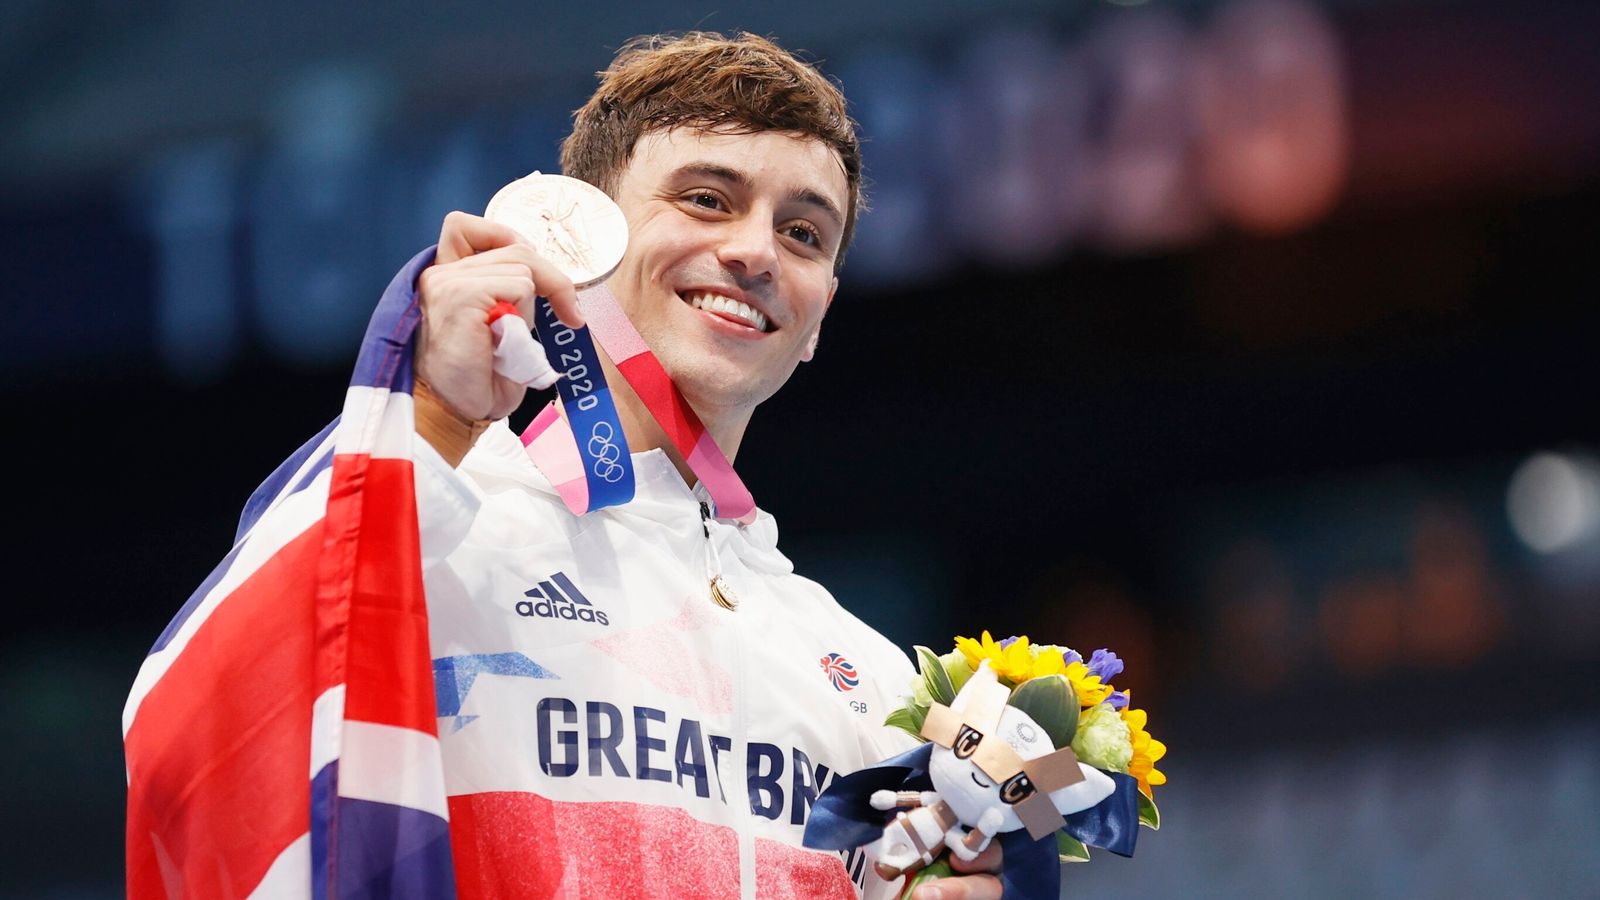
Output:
[414,417,918,899]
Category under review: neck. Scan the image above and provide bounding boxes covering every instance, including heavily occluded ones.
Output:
[595,348,750,488]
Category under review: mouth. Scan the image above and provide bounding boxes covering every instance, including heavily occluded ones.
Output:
[679,290,772,334]
[970,772,993,790]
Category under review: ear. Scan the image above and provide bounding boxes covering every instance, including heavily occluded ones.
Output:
[800,276,838,363]
[1048,763,1116,817]
[951,659,1000,714]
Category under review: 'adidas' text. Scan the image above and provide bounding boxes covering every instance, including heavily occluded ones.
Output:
[516,572,610,626]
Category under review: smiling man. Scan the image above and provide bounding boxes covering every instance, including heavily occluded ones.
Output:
[129,31,1003,900]
[403,33,1006,899]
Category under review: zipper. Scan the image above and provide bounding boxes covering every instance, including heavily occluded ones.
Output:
[730,595,755,900]
[699,497,756,898]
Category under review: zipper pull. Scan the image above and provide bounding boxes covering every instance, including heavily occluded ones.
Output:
[700,499,737,611]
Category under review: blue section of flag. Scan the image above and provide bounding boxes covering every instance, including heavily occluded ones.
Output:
[333,793,457,900]
[349,247,435,391]
[311,761,336,900]
[237,416,339,543]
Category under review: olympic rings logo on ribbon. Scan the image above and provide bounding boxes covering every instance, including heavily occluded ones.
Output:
[529,295,635,509]
[587,421,626,483]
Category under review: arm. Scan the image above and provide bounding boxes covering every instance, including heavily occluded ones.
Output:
[870,790,941,811]
[945,806,1005,861]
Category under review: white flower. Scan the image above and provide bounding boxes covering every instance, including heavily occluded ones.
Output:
[1071,703,1133,772]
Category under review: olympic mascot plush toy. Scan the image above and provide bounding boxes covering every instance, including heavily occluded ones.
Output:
[803,661,1142,899]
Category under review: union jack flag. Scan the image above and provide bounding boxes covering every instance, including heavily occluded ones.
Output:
[123,249,455,898]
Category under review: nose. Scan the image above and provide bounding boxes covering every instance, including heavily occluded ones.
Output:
[714,209,780,283]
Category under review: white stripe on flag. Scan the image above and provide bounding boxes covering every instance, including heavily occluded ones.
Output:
[335,386,415,460]
[337,721,450,821]
[123,469,334,734]
[309,684,347,779]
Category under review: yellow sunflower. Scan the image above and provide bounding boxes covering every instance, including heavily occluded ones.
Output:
[1067,662,1110,708]
[955,632,1078,684]
[1121,698,1167,799]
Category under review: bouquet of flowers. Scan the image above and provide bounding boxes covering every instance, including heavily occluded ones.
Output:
[803,632,1164,899]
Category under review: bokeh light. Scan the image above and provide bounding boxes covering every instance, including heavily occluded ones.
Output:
[1507,451,1600,555]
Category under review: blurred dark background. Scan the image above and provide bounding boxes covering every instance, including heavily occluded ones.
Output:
[6,0,1599,896]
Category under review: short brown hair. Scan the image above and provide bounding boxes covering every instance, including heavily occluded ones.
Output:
[561,31,864,270]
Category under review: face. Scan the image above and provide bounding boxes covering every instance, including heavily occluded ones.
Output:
[927,704,1046,831]
[604,128,847,421]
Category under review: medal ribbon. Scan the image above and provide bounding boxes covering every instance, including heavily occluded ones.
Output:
[519,283,757,525]
[521,295,636,512]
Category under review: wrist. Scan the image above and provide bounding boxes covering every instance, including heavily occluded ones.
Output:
[414,378,491,467]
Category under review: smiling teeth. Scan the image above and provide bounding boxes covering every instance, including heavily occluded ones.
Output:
[687,292,769,333]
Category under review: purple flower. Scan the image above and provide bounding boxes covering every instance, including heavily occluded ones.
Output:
[1106,690,1130,710]
[1000,635,1023,649]
[1061,648,1082,666]
[1087,649,1124,682]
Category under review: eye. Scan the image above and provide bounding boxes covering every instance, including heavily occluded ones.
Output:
[1000,772,1036,805]
[683,190,725,211]
[782,221,821,247]
[954,725,982,759]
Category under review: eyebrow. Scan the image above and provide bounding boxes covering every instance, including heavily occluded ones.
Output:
[672,162,845,230]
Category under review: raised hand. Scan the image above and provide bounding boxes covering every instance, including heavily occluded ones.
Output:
[413,211,584,463]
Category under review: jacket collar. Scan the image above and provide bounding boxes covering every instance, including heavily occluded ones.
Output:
[462,419,793,575]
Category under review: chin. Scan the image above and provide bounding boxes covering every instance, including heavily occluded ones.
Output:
[660,348,790,415]
[671,366,770,416]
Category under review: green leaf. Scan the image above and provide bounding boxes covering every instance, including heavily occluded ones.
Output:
[915,645,955,707]
[901,857,957,896]
[939,649,976,694]
[1056,832,1091,864]
[883,706,919,737]
[1137,790,1161,831]
[1006,674,1078,748]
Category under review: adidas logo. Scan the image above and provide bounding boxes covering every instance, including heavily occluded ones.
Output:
[516,572,610,626]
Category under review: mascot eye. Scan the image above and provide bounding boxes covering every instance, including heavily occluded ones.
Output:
[953,725,983,759]
[999,772,1037,805]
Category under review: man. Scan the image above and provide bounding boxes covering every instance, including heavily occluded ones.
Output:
[133,32,1003,900]
[416,32,1009,900]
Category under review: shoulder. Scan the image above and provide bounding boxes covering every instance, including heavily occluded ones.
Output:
[454,420,588,546]
[775,568,917,684]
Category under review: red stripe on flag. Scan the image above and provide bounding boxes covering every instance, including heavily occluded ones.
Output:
[317,455,438,734]
[125,521,323,899]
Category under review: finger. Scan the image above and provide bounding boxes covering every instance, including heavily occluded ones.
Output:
[436,211,527,265]
[447,244,583,329]
[517,254,583,329]
[913,874,1002,900]
[445,245,549,271]
[440,260,545,280]
[437,275,535,313]
[947,840,1002,875]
